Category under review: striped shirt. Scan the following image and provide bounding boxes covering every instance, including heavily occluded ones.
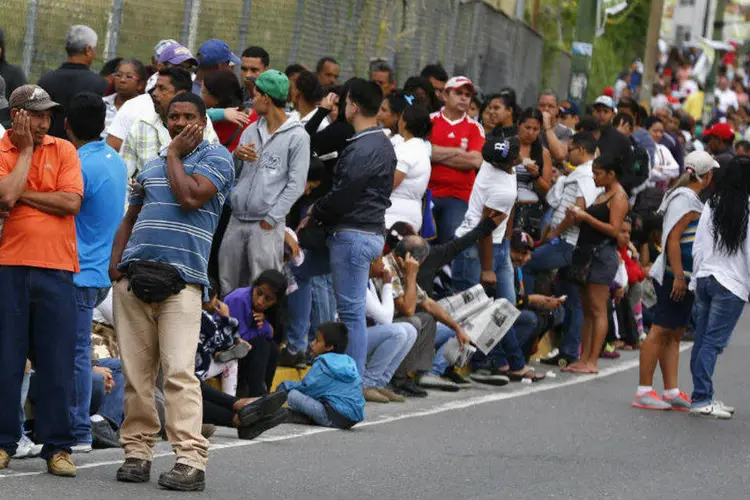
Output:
[666,219,698,277]
[120,140,235,286]
[550,181,582,245]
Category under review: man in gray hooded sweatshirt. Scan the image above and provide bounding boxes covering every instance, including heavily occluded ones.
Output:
[219,69,310,294]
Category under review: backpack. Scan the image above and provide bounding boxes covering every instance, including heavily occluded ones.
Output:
[621,140,650,195]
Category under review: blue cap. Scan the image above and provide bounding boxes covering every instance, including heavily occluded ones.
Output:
[559,100,579,117]
[197,39,241,67]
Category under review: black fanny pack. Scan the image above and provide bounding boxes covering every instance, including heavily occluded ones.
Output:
[127,261,186,303]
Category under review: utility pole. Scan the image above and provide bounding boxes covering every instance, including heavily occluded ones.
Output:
[567,0,598,106]
[703,0,728,124]
[639,0,666,109]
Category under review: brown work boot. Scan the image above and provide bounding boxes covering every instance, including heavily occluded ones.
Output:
[47,451,76,477]
[0,449,9,470]
[363,387,390,403]
[377,387,406,403]
[116,457,151,483]
[157,463,205,491]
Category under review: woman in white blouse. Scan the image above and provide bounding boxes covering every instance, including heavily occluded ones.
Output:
[384,100,433,232]
[646,116,680,187]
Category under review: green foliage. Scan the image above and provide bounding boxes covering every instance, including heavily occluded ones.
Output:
[535,0,651,102]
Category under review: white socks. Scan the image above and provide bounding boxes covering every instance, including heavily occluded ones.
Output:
[663,388,680,399]
[636,386,653,396]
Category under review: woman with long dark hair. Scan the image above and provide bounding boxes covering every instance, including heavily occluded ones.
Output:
[633,151,716,411]
[201,70,248,152]
[565,156,629,374]
[377,90,409,147]
[688,155,750,419]
[514,107,553,240]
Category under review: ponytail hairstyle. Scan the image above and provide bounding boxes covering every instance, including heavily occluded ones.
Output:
[385,221,417,254]
[400,98,432,139]
[709,155,750,255]
[667,165,709,194]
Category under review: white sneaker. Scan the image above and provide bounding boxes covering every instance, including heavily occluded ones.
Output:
[715,400,736,415]
[690,402,733,420]
[15,435,42,459]
[71,443,92,454]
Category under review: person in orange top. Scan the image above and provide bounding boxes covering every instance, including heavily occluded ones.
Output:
[0,84,83,478]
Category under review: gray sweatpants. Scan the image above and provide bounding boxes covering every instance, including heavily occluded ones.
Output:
[218,216,285,296]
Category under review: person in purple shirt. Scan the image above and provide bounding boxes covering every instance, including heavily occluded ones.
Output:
[223,270,287,397]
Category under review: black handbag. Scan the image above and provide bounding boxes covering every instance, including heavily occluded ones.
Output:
[567,245,594,287]
[127,261,186,303]
[297,219,329,251]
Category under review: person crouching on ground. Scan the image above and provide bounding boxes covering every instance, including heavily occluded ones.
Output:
[277,323,365,429]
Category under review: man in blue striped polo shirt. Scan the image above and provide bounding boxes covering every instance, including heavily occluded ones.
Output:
[109,92,234,491]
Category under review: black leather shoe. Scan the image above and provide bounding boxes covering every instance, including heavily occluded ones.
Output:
[92,420,120,449]
[157,463,205,491]
[391,379,428,398]
[116,458,151,483]
[238,408,288,440]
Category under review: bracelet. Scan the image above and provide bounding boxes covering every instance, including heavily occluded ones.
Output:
[674,276,686,281]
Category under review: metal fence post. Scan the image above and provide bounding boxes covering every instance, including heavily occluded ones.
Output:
[103,0,125,61]
[444,0,460,74]
[319,0,335,60]
[385,0,399,68]
[21,0,39,77]
[369,0,387,60]
[186,0,202,53]
[238,0,253,54]
[288,0,305,65]
[343,0,365,78]
[467,0,483,82]
[180,0,192,48]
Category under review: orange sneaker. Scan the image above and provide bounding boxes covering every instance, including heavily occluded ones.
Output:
[632,390,672,411]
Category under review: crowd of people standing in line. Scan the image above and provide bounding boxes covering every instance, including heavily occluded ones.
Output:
[1,24,749,492]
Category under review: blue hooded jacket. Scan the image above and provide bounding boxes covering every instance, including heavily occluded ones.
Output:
[279,353,365,423]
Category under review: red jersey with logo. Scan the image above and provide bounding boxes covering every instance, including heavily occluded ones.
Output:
[428,110,485,201]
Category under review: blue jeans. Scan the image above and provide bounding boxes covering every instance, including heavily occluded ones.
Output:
[309,274,336,343]
[287,389,332,427]
[364,322,417,387]
[690,276,745,407]
[524,239,581,360]
[429,322,457,376]
[0,266,76,458]
[432,196,468,245]
[287,230,385,376]
[71,286,110,445]
[91,358,125,429]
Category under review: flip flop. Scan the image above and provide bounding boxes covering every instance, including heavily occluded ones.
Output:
[508,367,546,383]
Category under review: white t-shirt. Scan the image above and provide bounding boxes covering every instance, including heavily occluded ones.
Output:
[454,162,517,244]
[714,88,739,114]
[0,123,5,137]
[385,138,432,231]
[106,93,155,141]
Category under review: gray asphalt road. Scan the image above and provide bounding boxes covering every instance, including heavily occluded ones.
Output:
[4,310,750,500]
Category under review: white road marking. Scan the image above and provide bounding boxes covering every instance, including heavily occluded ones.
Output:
[0,344,692,480]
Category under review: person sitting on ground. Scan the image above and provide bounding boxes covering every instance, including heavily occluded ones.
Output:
[376,235,472,395]
[200,379,288,440]
[277,323,365,429]
[195,279,251,396]
[508,230,565,373]
[223,270,287,397]
[363,257,418,403]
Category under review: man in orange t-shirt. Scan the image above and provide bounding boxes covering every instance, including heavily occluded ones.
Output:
[0,85,83,477]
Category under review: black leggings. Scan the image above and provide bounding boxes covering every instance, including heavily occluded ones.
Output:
[237,336,280,397]
[201,380,237,427]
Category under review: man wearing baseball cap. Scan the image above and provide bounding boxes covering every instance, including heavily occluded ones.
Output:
[428,75,485,245]
[219,70,310,293]
[0,84,83,477]
[195,39,241,95]
[593,94,634,192]
[700,121,736,199]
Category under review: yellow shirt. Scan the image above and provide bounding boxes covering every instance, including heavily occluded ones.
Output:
[684,91,705,122]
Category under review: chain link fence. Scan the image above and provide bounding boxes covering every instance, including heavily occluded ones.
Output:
[3,0,557,106]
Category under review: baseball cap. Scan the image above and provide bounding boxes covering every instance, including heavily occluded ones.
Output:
[444,76,475,94]
[510,229,534,252]
[158,43,198,66]
[9,84,61,111]
[0,75,7,110]
[255,70,290,102]
[593,95,617,111]
[559,100,579,117]
[153,39,178,60]
[482,136,520,166]
[197,39,241,67]
[684,150,719,178]
[702,122,735,141]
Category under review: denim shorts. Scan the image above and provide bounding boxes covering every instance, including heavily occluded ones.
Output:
[652,274,695,330]
[587,243,618,285]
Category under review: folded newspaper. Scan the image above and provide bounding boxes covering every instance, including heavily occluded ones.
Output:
[437,284,492,323]
[442,295,522,366]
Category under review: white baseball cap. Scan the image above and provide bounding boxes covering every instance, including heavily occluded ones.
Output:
[685,150,719,179]
[444,76,475,94]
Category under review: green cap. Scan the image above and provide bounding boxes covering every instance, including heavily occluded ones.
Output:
[255,70,289,102]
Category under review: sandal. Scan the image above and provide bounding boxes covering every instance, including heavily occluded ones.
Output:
[508,366,546,383]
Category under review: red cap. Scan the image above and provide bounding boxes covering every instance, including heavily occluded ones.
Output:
[702,122,735,140]
[603,86,614,98]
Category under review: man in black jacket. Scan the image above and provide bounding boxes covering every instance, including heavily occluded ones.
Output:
[0,28,27,99]
[38,25,107,138]
[285,78,396,378]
